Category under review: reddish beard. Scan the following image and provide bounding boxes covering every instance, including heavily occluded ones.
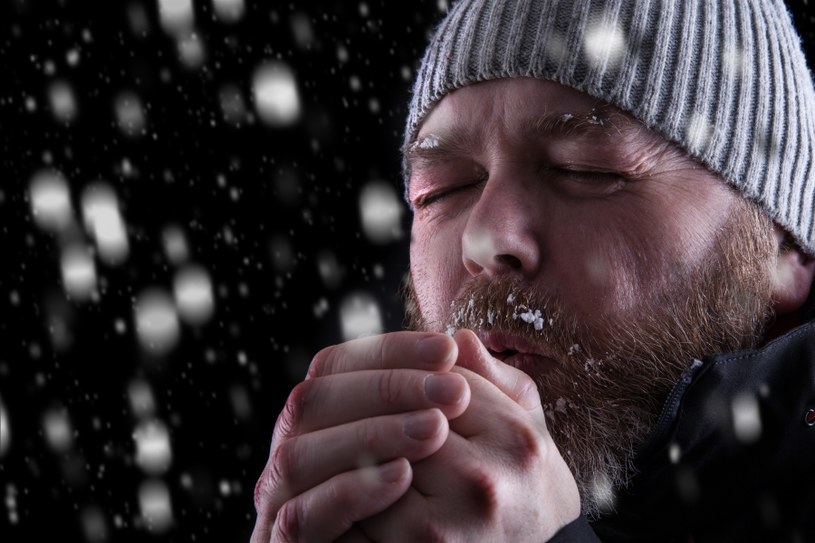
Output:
[402,201,776,518]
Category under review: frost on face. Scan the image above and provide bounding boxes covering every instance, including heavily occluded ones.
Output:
[252,61,302,127]
[447,289,556,334]
[414,134,441,150]
[513,305,546,331]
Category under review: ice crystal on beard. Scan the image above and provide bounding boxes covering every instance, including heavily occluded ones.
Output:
[512,304,545,331]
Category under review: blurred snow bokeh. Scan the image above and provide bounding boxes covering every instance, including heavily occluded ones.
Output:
[135,289,181,355]
[359,181,404,244]
[134,419,173,475]
[0,401,9,458]
[139,479,174,533]
[252,61,302,127]
[173,264,215,325]
[30,169,73,232]
[81,183,129,265]
[6,1,444,541]
[340,291,384,340]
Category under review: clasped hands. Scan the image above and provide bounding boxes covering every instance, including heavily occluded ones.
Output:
[251,330,580,542]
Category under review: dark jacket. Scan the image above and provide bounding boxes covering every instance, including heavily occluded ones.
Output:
[554,319,815,542]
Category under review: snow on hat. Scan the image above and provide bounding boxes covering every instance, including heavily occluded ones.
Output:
[403,0,815,254]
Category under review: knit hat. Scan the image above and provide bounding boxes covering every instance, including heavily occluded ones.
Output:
[403,0,815,254]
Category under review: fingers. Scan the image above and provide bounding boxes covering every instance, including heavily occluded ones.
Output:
[452,329,542,411]
[307,332,458,379]
[286,369,470,434]
[265,409,449,512]
[256,458,412,543]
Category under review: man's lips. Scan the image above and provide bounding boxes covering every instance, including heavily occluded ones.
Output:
[475,330,559,369]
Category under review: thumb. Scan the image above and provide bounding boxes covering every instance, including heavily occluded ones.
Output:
[452,329,542,412]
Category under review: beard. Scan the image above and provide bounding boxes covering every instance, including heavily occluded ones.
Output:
[403,201,777,519]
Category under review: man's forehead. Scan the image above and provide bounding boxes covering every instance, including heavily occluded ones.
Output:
[414,104,638,147]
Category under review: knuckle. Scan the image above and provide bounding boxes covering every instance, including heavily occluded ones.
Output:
[306,345,335,378]
[376,369,400,405]
[275,381,311,439]
[268,440,296,494]
[253,466,269,511]
[504,419,542,467]
[516,372,540,407]
[273,501,302,543]
[416,521,448,543]
[463,467,499,520]
[356,418,379,451]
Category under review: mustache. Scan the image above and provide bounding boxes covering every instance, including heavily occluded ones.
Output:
[445,277,589,360]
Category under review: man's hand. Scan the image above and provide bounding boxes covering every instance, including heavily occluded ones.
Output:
[357,330,581,542]
[250,332,471,542]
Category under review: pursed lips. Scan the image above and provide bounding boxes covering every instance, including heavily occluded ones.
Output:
[475,330,559,369]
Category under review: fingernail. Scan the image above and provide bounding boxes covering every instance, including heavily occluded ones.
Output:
[416,335,453,362]
[378,458,406,483]
[425,373,466,405]
[403,410,441,440]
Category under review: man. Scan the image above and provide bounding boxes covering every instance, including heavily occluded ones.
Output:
[252,0,815,541]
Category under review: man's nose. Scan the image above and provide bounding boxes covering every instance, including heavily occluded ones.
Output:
[461,174,543,278]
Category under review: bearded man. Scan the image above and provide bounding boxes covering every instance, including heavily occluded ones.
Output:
[252,0,815,541]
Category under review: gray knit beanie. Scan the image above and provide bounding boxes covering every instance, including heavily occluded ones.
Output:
[403,0,815,254]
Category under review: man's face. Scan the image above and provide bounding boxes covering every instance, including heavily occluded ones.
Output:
[404,78,776,515]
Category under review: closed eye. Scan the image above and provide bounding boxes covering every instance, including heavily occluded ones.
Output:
[413,173,487,209]
[545,166,628,196]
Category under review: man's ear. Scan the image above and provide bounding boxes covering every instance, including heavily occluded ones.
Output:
[771,226,815,315]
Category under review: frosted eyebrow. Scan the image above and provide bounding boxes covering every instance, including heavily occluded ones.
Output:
[406,131,471,163]
[523,106,631,141]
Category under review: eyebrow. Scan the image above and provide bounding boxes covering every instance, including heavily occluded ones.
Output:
[406,105,636,170]
[525,105,629,141]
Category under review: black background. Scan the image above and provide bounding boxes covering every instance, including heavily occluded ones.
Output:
[1,1,813,542]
